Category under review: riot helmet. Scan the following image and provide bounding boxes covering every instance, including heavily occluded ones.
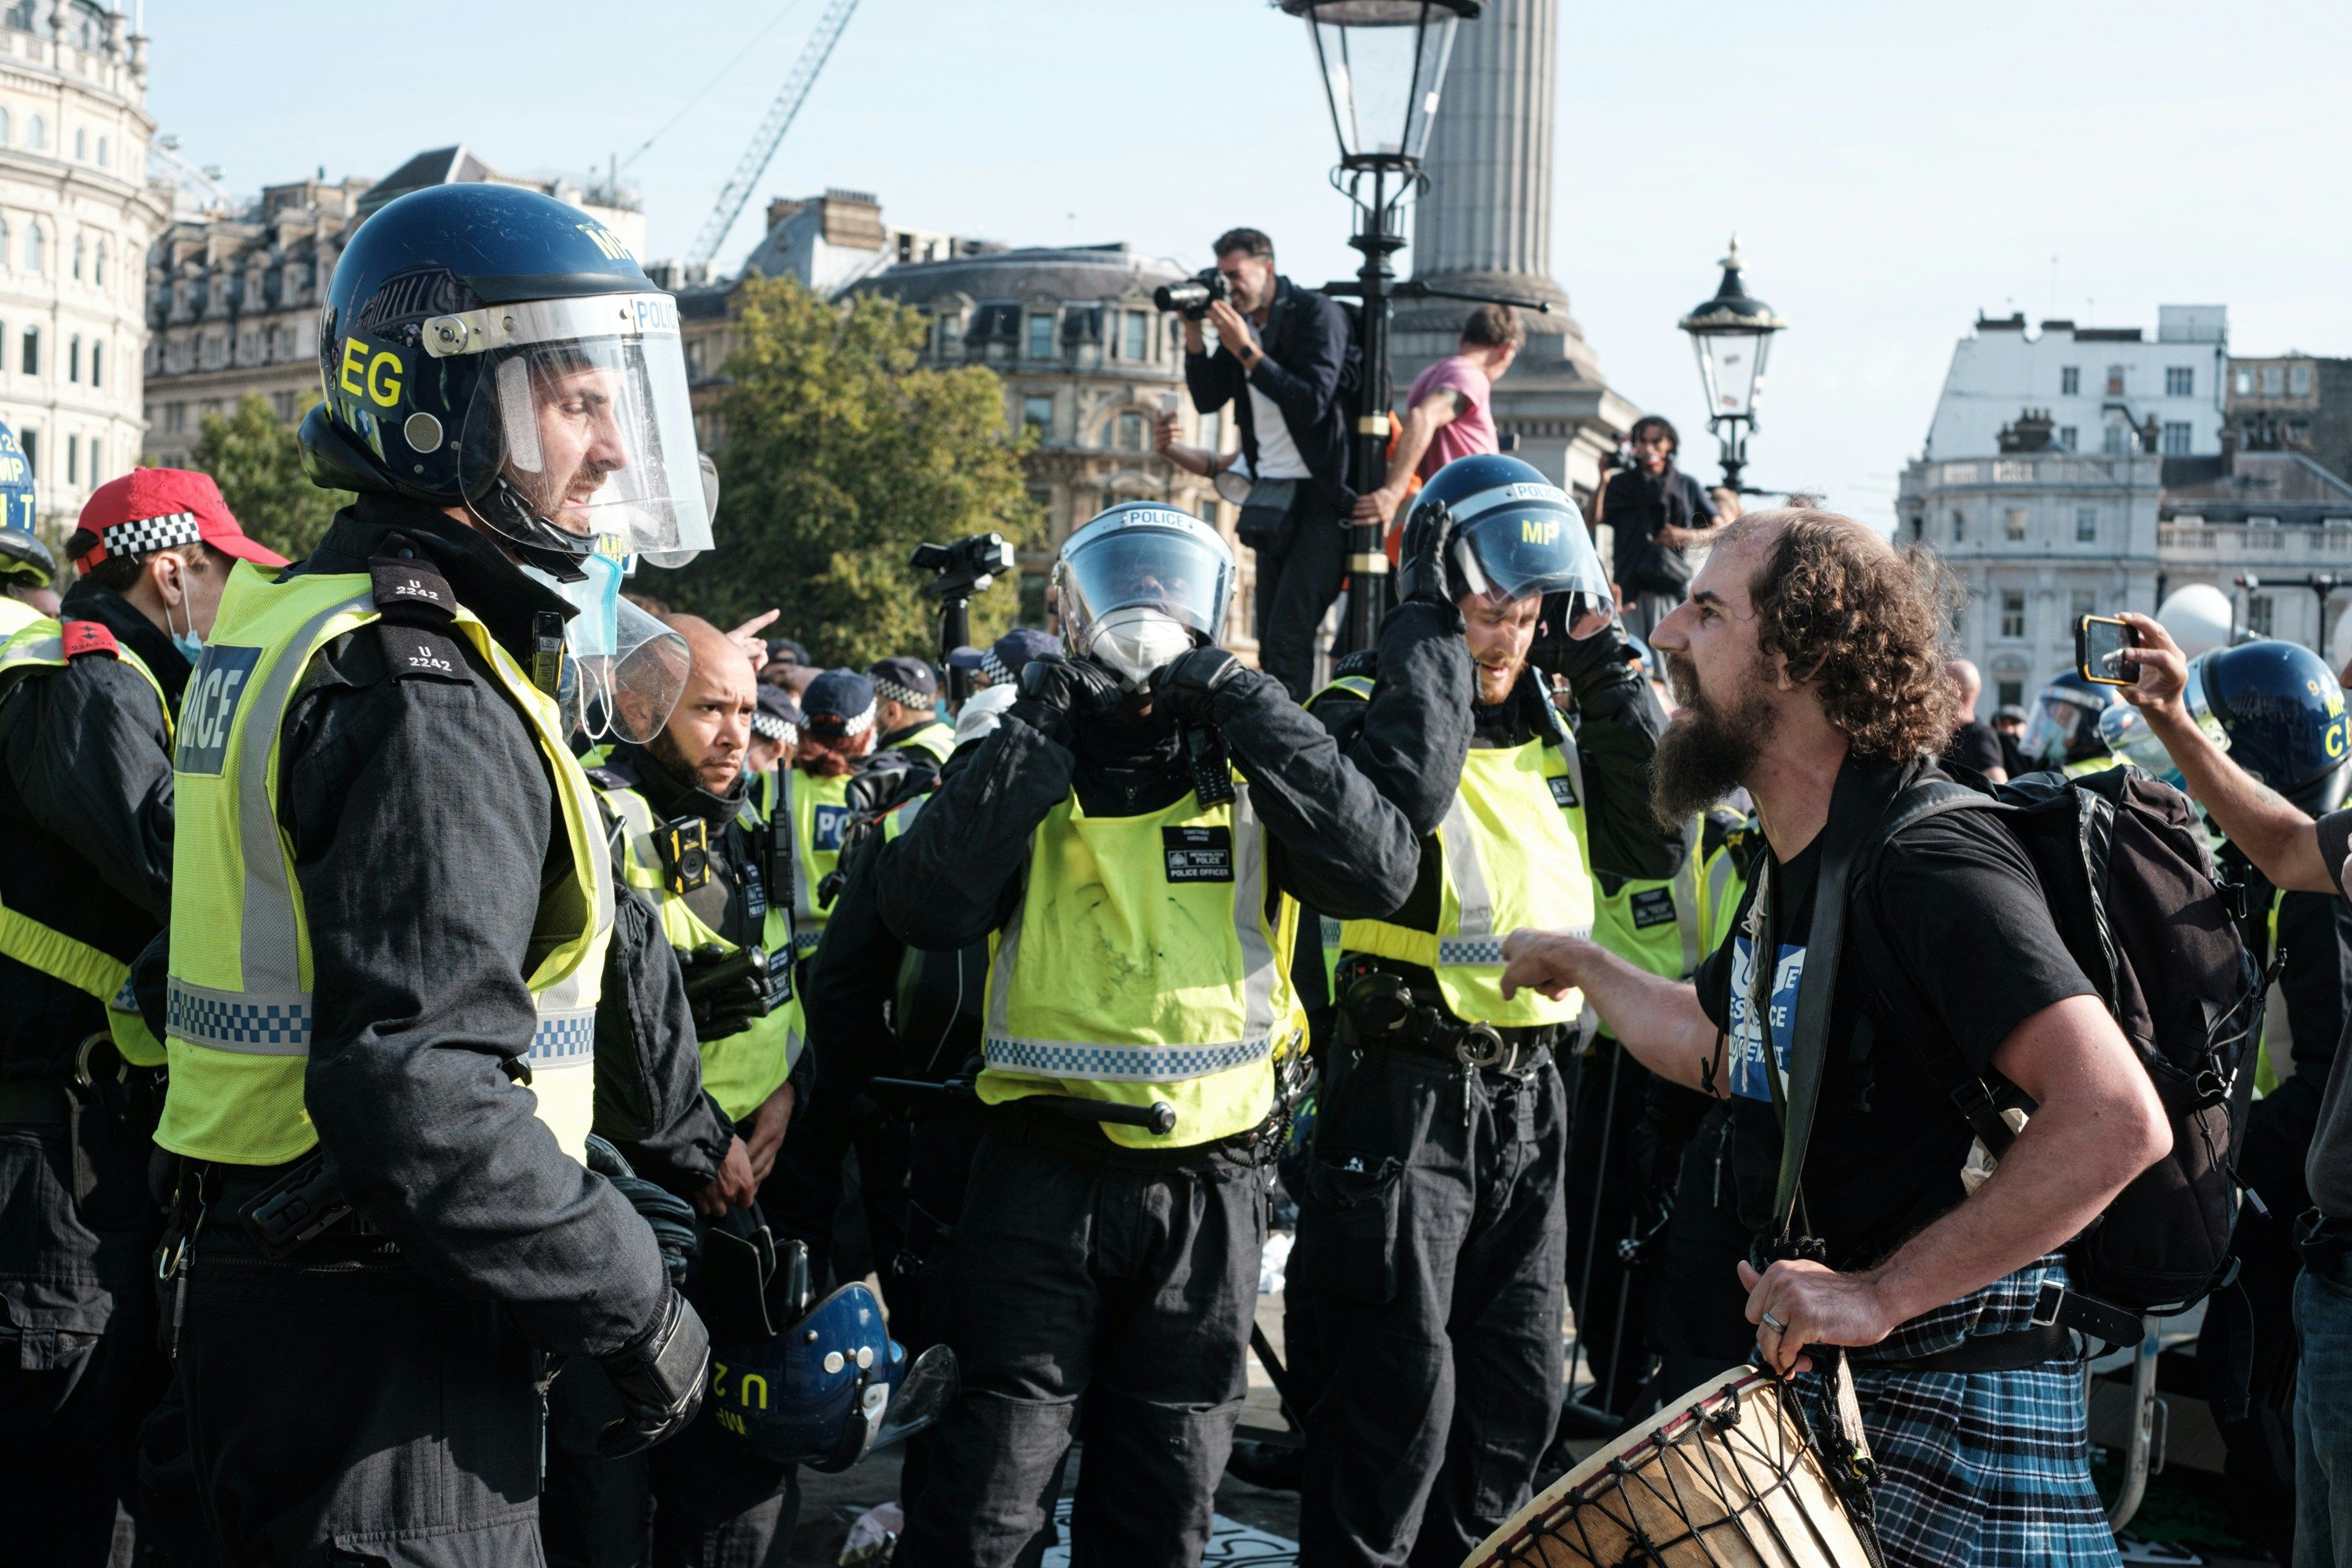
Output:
[1052,502,1234,688]
[299,183,711,574]
[0,525,53,594]
[1405,453,1613,633]
[2196,640,2352,815]
[2020,671,2118,768]
[706,1281,958,1472]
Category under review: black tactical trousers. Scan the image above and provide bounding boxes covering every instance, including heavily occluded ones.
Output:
[172,1227,546,1566]
[1287,1043,1567,1568]
[0,1120,164,1567]
[895,1129,1265,1568]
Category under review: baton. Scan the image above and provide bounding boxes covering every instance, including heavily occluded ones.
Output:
[869,1076,1178,1138]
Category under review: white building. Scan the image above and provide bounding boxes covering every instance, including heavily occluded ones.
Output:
[1923,306,2227,463]
[0,2,162,527]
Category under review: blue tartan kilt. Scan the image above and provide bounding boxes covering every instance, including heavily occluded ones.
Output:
[1798,1258,2122,1568]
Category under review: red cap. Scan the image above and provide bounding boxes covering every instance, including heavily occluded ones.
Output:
[71,469,289,575]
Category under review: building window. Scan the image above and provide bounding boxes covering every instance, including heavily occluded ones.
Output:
[0,110,10,147]
[2102,417,2130,456]
[71,234,82,281]
[91,341,103,388]
[2060,366,2080,396]
[2000,590,2026,639]
[2075,506,2096,543]
[67,335,78,383]
[2293,364,2314,397]
[2235,368,2254,396]
[1025,314,1055,360]
[2106,364,2126,395]
[1123,310,1149,361]
[2004,507,2027,542]
[95,136,105,169]
[1949,508,1965,543]
[72,128,84,161]
[2262,365,2285,395]
[2161,421,2192,455]
[1020,394,1053,434]
[24,226,40,274]
[1997,678,2024,708]
[2059,425,2079,450]
[2248,593,2274,637]
[67,434,77,486]
[1116,412,1147,452]
[26,115,43,152]
[22,327,38,376]
[93,241,103,286]
[21,430,35,478]
[2165,366,2193,397]
[2071,590,2097,621]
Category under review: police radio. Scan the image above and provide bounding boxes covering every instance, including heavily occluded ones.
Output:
[1185,726,1234,807]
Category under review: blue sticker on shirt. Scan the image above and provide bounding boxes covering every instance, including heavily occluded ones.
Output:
[174,645,264,777]
[811,804,851,854]
[1726,935,1805,1102]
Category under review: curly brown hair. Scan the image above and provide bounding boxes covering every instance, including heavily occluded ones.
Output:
[1719,508,1963,761]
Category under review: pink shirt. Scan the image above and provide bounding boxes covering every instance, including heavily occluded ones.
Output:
[1405,354,1497,477]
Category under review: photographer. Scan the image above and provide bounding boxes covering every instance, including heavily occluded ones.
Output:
[1601,416,1720,641]
[1178,227,1360,700]
[876,502,1417,1568]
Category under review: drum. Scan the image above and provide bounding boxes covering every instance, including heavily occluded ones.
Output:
[1462,1366,1875,1567]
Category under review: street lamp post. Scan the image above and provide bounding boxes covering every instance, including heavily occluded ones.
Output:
[1677,235,1788,493]
[1283,0,1479,657]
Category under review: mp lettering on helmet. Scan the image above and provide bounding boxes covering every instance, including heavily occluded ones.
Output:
[175,645,263,776]
[578,223,636,263]
[1521,517,1562,546]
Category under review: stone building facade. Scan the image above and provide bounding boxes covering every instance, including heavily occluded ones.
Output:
[142,145,642,467]
[0,2,161,526]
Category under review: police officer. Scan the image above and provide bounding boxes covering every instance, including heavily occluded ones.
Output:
[944,626,1059,696]
[786,668,878,964]
[747,682,800,777]
[877,501,1419,1568]
[869,654,954,765]
[151,183,711,1561]
[0,470,284,1562]
[2019,670,2118,775]
[1288,453,1679,1566]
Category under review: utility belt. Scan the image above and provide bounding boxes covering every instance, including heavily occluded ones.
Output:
[974,1047,1311,1173]
[1335,956,1558,1076]
[169,1150,389,1265]
[1850,1279,2138,1374]
[2299,1208,2352,1287]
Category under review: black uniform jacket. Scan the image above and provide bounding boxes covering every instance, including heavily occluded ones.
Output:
[874,657,1421,964]
[267,495,665,1358]
[0,577,190,1078]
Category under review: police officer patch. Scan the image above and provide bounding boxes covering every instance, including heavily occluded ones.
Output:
[811,804,852,854]
[1548,773,1579,809]
[176,646,263,776]
[1629,887,1678,929]
[1163,825,1235,884]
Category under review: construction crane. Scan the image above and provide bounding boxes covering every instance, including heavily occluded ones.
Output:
[686,0,862,270]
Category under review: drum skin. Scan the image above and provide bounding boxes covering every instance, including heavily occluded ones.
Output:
[1461,1368,1875,1568]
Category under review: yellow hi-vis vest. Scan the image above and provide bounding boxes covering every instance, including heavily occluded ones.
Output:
[0,594,43,639]
[595,779,804,1120]
[788,767,855,961]
[979,775,1305,1149]
[888,719,955,765]
[1592,813,1707,987]
[1697,816,1759,962]
[1336,681,1595,1028]
[0,617,172,1065]
[157,564,610,1167]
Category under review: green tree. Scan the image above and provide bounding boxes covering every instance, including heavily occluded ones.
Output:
[666,275,1042,669]
[187,393,348,561]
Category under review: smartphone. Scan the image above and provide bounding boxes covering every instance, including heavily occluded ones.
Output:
[2076,613,2140,685]
[1158,391,1180,416]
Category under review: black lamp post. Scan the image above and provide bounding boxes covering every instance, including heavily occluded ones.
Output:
[1677,235,1788,492]
[1283,0,1479,656]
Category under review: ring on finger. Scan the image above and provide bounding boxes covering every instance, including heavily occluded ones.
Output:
[1759,1311,1788,1335]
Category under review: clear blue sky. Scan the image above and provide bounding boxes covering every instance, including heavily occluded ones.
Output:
[146,0,2352,520]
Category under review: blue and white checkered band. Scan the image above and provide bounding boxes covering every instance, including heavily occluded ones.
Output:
[751,711,797,744]
[980,651,1013,686]
[103,510,202,560]
[873,677,930,710]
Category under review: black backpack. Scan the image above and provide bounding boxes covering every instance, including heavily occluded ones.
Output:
[1846,764,2265,1319]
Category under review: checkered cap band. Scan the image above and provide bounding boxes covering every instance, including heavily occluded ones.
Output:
[980,651,1013,686]
[812,702,875,739]
[102,510,203,560]
[751,711,797,744]
[873,677,930,710]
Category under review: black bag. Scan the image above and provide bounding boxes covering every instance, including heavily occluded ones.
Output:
[1848,764,2263,1316]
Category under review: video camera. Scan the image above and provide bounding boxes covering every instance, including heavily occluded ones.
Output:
[911,533,1016,603]
[1153,267,1231,321]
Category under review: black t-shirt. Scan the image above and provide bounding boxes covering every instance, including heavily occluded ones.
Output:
[1693,787,2095,1266]
[1943,720,2005,778]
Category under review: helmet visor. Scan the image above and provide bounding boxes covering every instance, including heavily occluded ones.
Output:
[448,294,713,565]
[522,551,691,743]
[872,1344,958,1453]
[1451,484,1614,631]
[1059,523,1232,647]
[2020,694,2082,765]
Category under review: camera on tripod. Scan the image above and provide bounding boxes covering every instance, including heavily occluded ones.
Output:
[1153,267,1231,321]
[911,533,1017,602]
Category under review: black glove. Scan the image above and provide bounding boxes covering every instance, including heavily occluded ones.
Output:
[593,1287,710,1457]
[1009,652,1125,746]
[1530,593,1635,685]
[1396,495,1454,607]
[586,1133,700,1289]
[1151,645,1250,728]
[677,943,769,1041]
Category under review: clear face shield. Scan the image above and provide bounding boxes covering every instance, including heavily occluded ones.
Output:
[431,293,713,565]
[1055,517,1235,688]
[520,546,691,744]
[1450,487,1616,636]
[2098,665,2223,788]
[2020,691,2101,765]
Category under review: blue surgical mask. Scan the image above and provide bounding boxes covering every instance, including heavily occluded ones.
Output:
[162,563,203,662]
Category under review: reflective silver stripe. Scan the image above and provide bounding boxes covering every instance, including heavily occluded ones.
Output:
[234,592,373,1000]
[1319,916,1341,949]
[985,782,1283,1083]
[1555,725,1587,812]
[1437,790,1497,939]
[1673,816,1704,976]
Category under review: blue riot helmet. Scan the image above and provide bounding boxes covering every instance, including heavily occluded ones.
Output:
[1407,453,1614,632]
[2195,640,2352,815]
[1053,502,1234,688]
[2020,671,2118,768]
[706,1283,958,1472]
[299,182,711,575]
[0,526,53,595]
[0,419,35,539]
